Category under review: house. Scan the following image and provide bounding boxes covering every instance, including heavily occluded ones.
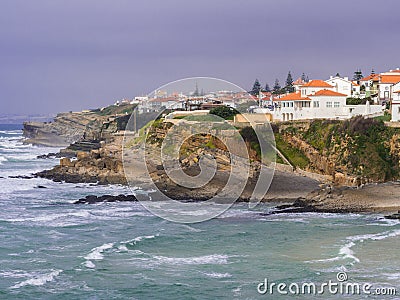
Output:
[293,77,307,92]
[359,73,380,99]
[274,90,348,121]
[377,69,400,103]
[272,87,383,122]
[147,96,184,110]
[325,76,354,97]
[391,89,400,122]
[300,80,334,97]
[351,81,361,97]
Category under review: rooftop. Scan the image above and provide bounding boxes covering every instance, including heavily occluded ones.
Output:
[301,80,333,88]
[309,89,347,97]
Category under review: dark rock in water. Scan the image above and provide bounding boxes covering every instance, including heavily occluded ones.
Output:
[74,194,137,204]
[35,185,47,189]
[266,197,354,215]
[37,153,57,159]
[37,151,76,159]
[9,175,34,179]
[384,211,400,220]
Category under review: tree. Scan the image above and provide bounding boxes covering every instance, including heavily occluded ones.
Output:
[250,79,261,96]
[285,71,294,93]
[272,79,281,94]
[353,69,363,82]
[193,82,200,96]
[264,83,271,92]
[335,72,341,77]
[209,106,237,120]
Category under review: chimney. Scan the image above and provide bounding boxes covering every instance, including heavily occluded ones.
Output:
[344,77,348,81]
[330,76,333,79]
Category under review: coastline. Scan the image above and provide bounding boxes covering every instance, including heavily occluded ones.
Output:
[23,117,400,216]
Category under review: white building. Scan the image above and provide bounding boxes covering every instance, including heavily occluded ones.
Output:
[300,80,335,97]
[391,89,400,122]
[378,69,400,102]
[272,89,383,122]
[325,76,354,97]
[351,81,361,97]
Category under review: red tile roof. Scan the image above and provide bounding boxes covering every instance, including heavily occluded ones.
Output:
[380,75,400,84]
[360,74,379,82]
[293,77,306,85]
[301,80,333,88]
[393,90,400,94]
[274,92,311,101]
[309,89,347,97]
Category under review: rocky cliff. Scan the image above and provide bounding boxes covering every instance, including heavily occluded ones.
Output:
[274,117,400,185]
[23,103,136,147]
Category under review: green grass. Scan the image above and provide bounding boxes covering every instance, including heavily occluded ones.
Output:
[275,134,309,169]
[374,112,391,122]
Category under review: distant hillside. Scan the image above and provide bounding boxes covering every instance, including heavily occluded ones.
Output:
[23,103,136,147]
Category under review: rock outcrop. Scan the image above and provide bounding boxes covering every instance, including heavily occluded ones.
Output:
[23,103,136,147]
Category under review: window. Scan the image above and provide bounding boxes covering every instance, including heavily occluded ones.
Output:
[334,102,340,108]
[313,101,319,108]
[326,102,332,108]
[398,107,400,113]
[290,102,294,107]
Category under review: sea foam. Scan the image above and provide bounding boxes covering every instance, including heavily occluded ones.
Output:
[10,270,62,289]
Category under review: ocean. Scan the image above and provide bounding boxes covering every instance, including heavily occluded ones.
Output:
[0,124,399,299]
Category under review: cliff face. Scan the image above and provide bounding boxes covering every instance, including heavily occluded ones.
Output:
[36,114,400,191]
[23,104,136,147]
[275,117,400,185]
[36,136,126,184]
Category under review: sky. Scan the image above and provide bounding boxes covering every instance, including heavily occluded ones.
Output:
[1,0,399,115]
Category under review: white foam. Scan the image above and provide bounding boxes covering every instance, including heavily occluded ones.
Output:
[180,224,204,232]
[117,245,129,252]
[84,261,96,269]
[0,130,22,135]
[122,234,157,245]
[10,270,62,289]
[153,254,229,265]
[84,243,114,260]
[384,273,400,280]
[0,270,32,279]
[202,272,232,278]
[309,228,400,265]
[339,241,360,263]
[348,229,400,243]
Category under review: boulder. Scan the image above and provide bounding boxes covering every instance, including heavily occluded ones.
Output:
[60,157,75,167]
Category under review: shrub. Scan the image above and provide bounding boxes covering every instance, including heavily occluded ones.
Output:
[209,106,238,120]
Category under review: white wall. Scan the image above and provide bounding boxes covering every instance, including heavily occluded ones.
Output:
[391,92,400,121]
[379,83,392,100]
[272,96,382,121]
[325,77,352,97]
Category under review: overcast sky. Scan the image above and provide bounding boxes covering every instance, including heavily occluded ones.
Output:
[1,0,399,115]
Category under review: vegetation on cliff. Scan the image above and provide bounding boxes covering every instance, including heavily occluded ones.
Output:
[275,117,400,183]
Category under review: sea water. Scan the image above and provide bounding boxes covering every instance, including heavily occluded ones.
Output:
[0,124,399,299]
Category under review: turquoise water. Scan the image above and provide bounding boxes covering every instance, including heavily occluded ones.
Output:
[0,125,399,299]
